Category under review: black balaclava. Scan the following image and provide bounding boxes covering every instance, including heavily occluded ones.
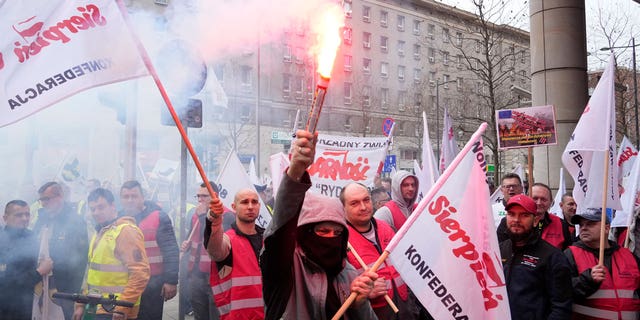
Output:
[297,223,347,276]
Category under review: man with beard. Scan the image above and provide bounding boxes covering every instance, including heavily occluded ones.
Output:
[564,208,640,319]
[204,188,264,319]
[374,170,419,232]
[33,181,88,320]
[120,181,179,320]
[0,200,53,320]
[261,129,377,320]
[500,194,572,319]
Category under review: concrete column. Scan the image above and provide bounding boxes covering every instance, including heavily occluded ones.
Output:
[530,0,588,191]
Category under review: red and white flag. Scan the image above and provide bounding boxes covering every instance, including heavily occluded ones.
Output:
[418,112,439,200]
[0,0,148,127]
[561,56,621,212]
[439,107,459,173]
[617,136,638,181]
[387,123,510,320]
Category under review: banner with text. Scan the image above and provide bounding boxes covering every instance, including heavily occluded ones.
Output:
[496,105,557,149]
[0,0,148,127]
[308,134,389,198]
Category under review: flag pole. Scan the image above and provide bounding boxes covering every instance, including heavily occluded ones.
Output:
[598,152,610,264]
[527,147,533,195]
[115,0,219,206]
[346,242,398,313]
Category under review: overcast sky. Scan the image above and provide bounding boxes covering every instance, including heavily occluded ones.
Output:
[438,0,640,70]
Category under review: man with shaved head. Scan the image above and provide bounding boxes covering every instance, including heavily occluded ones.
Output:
[205,188,265,319]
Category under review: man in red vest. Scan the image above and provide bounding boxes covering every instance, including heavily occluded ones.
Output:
[373,170,419,232]
[341,183,419,320]
[205,188,264,319]
[120,180,179,320]
[564,208,640,319]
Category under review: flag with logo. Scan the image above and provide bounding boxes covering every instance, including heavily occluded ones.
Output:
[617,136,638,181]
[0,0,149,127]
[418,112,440,201]
[549,168,566,218]
[561,56,621,212]
[439,107,459,173]
[386,123,510,319]
[216,151,271,228]
[613,148,640,228]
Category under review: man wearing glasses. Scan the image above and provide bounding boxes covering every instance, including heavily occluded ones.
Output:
[32,181,88,320]
[492,173,524,228]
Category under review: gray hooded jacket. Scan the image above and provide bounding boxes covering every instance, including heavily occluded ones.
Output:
[373,170,419,231]
[260,172,377,320]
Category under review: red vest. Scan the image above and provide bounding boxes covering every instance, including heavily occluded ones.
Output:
[542,214,565,249]
[138,210,163,276]
[385,201,416,231]
[347,220,409,309]
[209,229,263,320]
[569,246,640,320]
[188,213,211,273]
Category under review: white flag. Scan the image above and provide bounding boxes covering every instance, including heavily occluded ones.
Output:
[0,0,149,127]
[387,123,510,319]
[418,112,440,200]
[216,151,271,228]
[269,152,290,200]
[249,157,261,185]
[561,56,621,212]
[617,136,638,181]
[549,168,566,219]
[439,107,459,173]
[613,149,640,228]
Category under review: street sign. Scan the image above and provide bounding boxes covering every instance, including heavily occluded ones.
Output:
[382,117,394,136]
[383,155,396,173]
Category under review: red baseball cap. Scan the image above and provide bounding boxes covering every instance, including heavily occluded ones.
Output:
[505,194,537,214]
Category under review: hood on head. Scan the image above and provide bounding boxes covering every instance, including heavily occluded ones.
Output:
[390,170,419,207]
[297,192,348,229]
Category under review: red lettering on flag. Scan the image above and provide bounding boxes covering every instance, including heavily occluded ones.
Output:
[308,150,370,181]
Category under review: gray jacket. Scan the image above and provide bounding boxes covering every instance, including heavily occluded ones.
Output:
[374,170,419,231]
[260,172,377,320]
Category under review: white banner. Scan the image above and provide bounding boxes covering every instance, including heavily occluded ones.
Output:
[307,134,388,198]
[418,112,439,201]
[561,56,621,212]
[550,167,566,218]
[387,123,510,320]
[0,0,148,127]
[216,151,271,229]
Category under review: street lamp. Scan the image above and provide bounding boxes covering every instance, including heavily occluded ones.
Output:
[601,37,639,149]
[436,78,458,161]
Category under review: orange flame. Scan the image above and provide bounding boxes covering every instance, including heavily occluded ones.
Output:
[312,7,345,78]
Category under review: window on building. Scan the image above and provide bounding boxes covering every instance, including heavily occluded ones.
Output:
[429,71,436,86]
[397,15,405,31]
[241,65,252,88]
[401,149,418,160]
[381,62,389,78]
[381,88,389,109]
[456,54,463,68]
[344,54,352,71]
[363,85,371,106]
[380,36,388,52]
[295,76,304,99]
[442,28,450,43]
[428,47,435,63]
[413,20,421,35]
[456,77,463,91]
[427,23,435,39]
[343,0,352,17]
[398,65,405,81]
[398,90,407,109]
[414,44,421,60]
[363,58,371,74]
[344,82,352,104]
[380,10,388,27]
[414,68,422,83]
[443,74,450,88]
[443,51,449,65]
[363,6,370,22]
[343,27,352,45]
[415,93,423,107]
[398,40,405,56]
[363,32,371,48]
[456,32,463,46]
[283,44,292,62]
[295,47,304,64]
[282,73,291,97]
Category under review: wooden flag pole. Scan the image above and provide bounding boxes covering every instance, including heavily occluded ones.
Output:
[598,153,610,264]
[346,243,399,313]
[527,147,534,195]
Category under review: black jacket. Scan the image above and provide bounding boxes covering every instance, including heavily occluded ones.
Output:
[32,204,88,294]
[498,212,573,250]
[0,227,41,319]
[500,231,573,320]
